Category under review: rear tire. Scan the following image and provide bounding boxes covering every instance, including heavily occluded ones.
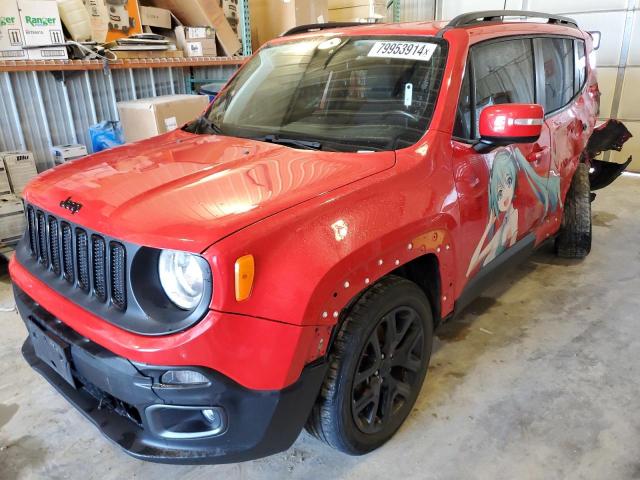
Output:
[306,275,433,455]
[555,163,592,258]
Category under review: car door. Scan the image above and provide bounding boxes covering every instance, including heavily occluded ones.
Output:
[535,36,588,239]
[450,37,555,288]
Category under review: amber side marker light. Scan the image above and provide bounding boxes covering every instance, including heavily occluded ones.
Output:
[235,254,255,301]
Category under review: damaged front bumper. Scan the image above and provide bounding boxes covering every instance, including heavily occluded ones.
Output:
[584,119,633,191]
[15,284,327,464]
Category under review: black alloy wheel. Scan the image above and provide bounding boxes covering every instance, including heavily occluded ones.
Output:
[351,306,425,434]
[306,275,433,455]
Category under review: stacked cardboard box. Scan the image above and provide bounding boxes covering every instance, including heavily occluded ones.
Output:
[52,144,88,165]
[0,195,26,246]
[0,163,12,196]
[0,2,27,60]
[249,0,328,48]
[17,0,68,60]
[117,94,210,143]
[1,1,68,60]
[2,151,38,196]
[328,0,387,22]
[175,26,217,57]
[149,0,241,56]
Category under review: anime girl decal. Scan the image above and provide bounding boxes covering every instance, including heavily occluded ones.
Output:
[466,147,561,277]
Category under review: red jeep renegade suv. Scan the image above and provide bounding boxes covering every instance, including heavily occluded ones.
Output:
[10,11,631,463]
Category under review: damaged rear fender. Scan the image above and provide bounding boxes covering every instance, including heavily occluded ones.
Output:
[583,119,633,191]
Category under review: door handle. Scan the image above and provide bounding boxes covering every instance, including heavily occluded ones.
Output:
[526,146,549,163]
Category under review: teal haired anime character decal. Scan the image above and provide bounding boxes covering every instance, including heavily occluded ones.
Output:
[466,147,562,277]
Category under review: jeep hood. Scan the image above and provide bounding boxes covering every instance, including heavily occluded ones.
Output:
[25,130,395,251]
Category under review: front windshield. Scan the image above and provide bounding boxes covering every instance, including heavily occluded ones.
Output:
[192,35,448,152]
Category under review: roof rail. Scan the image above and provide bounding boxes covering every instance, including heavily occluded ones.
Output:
[281,22,366,37]
[445,10,578,29]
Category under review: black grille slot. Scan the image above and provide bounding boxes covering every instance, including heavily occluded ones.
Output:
[36,211,48,266]
[27,207,37,256]
[76,229,90,292]
[61,222,74,283]
[48,217,61,276]
[24,204,130,313]
[109,242,127,310]
[92,235,107,303]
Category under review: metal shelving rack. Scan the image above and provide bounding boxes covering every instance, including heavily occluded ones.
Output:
[393,0,402,22]
[239,0,253,56]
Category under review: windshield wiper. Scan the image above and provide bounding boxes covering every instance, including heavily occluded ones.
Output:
[256,134,322,150]
[184,115,223,135]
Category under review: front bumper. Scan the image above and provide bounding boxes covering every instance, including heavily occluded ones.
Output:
[15,285,327,464]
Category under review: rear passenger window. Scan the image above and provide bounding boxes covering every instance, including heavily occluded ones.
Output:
[471,39,535,135]
[539,38,574,112]
[575,39,587,94]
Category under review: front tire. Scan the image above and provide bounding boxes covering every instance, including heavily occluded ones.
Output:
[555,163,592,258]
[306,275,433,455]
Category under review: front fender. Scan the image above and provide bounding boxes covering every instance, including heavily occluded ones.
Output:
[202,133,461,338]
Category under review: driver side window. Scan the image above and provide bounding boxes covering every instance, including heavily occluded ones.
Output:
[453,38,536,141]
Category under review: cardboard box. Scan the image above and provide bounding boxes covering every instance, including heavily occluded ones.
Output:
[17,0,68,60]
[149,0,241,56]
[2,151,38,196]
[249,0,328,48]
[52,144,88,165]
[0,163,11,196]
[117,95,211,143]
[140,5,171,29]
[183,38,216,57]
[83,0,143,43]
[0,1,26,60]
[328,0,386,22]
[175,26,217,57]
[0,194,26,246]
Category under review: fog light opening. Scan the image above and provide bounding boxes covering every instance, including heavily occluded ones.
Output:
[160,370,210,387]
[202,408,224,429]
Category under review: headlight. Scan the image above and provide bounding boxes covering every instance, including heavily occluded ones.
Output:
[158,250,206,310]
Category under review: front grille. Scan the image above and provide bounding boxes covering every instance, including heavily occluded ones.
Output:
[37,211,48,265]
[92,235,107,302]
[24,206,127,311]
[110,243,127,311]
[76,229,90,292]
[61,222,74,283]
[48,217,61,276]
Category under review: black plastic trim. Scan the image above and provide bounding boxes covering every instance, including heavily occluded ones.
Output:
[281,22,365,37]
[456,233,536,313]
[15,284,328,464]
[445,10,578,29]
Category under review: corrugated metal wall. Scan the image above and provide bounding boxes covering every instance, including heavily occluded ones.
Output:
[400,0,436,22]
[0,65,238,173]
[400,0,640,171]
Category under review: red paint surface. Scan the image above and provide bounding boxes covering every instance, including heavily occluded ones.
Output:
[11,21,599,390]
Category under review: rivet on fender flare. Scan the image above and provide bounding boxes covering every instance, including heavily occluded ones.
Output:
[322,311,328,318]
[378,259,384,266]
[365,278,370,285]
[333,311,339,318]
[407,243,413,250]
[344,281,350,288]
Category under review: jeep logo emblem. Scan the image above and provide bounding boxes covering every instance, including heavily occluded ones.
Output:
[59,197,82,214]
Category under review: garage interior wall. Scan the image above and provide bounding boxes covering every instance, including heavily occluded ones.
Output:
[2,1,637,173]
[0,65,238,173]
[404,0,640,171]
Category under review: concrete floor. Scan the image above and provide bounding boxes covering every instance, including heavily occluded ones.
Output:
[1,176,640,479]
